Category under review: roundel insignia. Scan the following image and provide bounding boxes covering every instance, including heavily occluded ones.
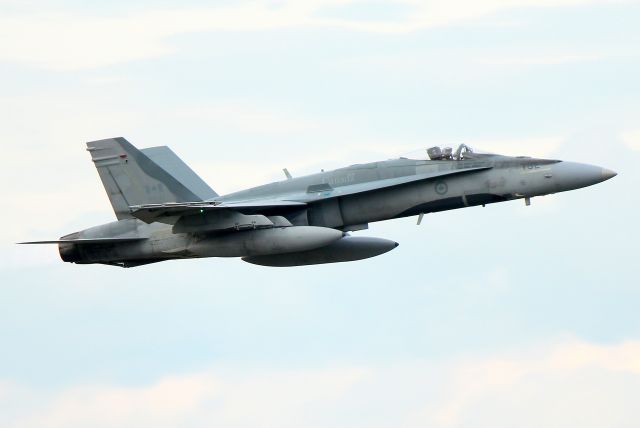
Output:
[435,181,448,195]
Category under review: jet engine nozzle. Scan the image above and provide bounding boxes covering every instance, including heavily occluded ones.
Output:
[58,242,81,263]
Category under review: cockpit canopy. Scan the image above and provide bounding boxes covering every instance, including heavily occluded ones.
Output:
[427,144,475,161]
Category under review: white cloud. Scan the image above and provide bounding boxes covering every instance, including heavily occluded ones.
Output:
[0,0,629,70]
[5,367,369,428]
[416,340,640,428]
[621,129,640,151]
[12,374,219,428]
[3,339,640,428]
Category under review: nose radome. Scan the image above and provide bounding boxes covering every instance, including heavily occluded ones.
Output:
[550,161,615,193]
[601,168,617,181]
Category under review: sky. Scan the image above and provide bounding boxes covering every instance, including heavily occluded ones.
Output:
[1,0,639,427]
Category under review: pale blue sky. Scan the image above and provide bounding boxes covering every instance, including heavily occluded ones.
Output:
[1,1,639,427]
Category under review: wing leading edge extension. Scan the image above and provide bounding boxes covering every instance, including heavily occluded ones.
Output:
[296,165,494,202]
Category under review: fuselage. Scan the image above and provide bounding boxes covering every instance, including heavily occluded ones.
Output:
[54,148,616,267]
[219,154,613,227]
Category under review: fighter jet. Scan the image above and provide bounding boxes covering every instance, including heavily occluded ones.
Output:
[20,138,617,267]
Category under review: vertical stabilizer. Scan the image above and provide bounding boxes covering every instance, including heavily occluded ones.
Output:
[141,146,218,200]
[87,137,202,219]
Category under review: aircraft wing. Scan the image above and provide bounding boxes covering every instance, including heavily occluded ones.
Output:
[129,200,307,223]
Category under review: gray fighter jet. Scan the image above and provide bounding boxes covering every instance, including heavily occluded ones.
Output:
[21,138,617,267]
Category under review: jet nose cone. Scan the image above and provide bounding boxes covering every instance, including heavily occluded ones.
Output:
[551,162,617,193]
[601,168,617,181]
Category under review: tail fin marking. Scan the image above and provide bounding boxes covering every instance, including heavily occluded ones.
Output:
[87,137,204,219]
[141,146,218,200]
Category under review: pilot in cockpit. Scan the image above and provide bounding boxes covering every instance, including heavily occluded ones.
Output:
[427,144,474,161]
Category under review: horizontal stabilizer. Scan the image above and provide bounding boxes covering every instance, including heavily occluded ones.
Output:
[18,237,146,245]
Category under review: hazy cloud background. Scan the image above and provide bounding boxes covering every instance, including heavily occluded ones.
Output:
[0,0,638,426]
